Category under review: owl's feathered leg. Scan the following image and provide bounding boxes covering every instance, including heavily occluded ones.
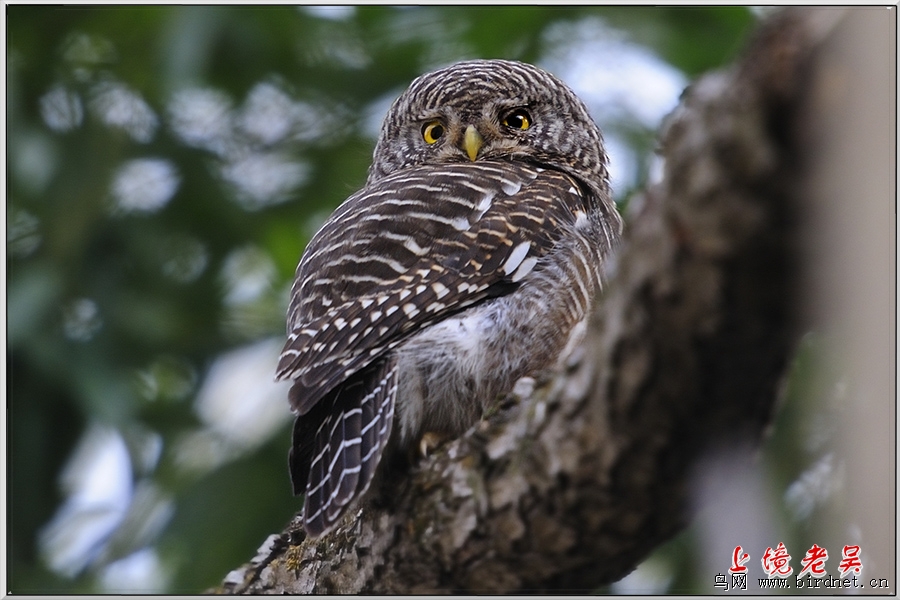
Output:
[289,358,396,538]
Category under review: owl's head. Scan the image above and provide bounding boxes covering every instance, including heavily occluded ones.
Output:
[368,59,609,194]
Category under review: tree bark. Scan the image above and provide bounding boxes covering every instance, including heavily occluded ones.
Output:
[213,7,887,593]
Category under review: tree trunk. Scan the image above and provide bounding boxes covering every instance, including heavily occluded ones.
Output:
[214,7,894,593]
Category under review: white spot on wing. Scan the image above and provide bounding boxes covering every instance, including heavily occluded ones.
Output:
[450,216,470,231]
[511,256,538,282]
[431,282,449,299]
[502,241,532,276]
[403,238,428,256]
[501,179,522,195]
[383,256,407,273]
[474,192,494,220]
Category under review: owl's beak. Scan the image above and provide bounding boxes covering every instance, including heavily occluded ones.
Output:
[463,125,483,162]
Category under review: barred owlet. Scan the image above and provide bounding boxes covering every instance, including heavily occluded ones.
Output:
[277,59,622,538]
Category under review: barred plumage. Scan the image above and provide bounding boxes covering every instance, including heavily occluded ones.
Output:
[277,59,622,538]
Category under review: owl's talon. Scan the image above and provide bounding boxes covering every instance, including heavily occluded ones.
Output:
[418,431,449,458]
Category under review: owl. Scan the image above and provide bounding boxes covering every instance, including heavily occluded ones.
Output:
[276,59,622,538]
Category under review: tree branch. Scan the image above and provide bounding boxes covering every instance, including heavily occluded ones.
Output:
[215,8,849,593]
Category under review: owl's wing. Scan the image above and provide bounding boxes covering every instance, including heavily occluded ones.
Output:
[277,161,591,414]
[277,161,591,413]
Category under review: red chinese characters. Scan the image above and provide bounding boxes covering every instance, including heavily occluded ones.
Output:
[799,543,829,577]
[729,546,750,574]
[761,542,793,578]
[838,545,863,577]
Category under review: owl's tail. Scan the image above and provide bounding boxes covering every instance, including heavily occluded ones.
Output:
[289,357,396,538]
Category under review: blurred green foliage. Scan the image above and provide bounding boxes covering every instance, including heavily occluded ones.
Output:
[7,6,759,593]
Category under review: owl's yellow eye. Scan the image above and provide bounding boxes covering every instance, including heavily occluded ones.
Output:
[422,121,445,144]
[502,108,531,130]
